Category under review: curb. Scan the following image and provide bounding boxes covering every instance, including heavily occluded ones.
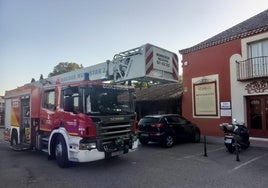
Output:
[201,135,268,149]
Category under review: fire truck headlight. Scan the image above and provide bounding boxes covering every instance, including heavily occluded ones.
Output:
[79,142,97,150]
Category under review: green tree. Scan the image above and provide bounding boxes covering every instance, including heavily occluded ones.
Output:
[133,81,149,89]
[31,78,36,83]
[48,62,83,77]
[39,74,44,80]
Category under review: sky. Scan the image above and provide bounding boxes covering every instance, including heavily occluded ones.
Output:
[0,0,268,95]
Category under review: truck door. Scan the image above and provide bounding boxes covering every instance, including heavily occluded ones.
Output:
[60,87,80,134]
[40,89,57,132]
[20,96,31,144]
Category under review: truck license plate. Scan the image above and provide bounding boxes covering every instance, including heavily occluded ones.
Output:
[111,150,124,157]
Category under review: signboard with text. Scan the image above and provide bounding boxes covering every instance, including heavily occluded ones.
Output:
[153,46,173,73]
[193,81,218,116]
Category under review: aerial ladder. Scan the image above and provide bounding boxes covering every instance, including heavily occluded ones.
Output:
[47,43,179,84]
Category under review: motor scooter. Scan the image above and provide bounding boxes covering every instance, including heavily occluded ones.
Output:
[219,119,250,153]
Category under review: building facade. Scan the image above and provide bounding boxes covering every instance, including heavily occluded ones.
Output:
[179,10,268,137]
[0,96,5,125]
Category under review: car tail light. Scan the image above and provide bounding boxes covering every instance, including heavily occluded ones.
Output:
[151,123,164,128]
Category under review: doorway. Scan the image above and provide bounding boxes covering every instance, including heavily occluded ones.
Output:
[246,95,268,137]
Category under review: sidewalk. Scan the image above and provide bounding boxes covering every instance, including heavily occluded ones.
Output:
[201,135,268,149]
[249,137,268,148]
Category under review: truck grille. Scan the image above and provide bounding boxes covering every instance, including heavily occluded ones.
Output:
[99,123,132,140]
[92,116,134,152]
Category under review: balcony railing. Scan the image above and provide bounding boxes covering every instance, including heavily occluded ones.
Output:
[236,56,268,81]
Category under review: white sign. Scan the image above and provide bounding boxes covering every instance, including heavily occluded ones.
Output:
[220,102,231,109]
[221,109,232,117]
[153,47,173,73]
[48,62,108,84]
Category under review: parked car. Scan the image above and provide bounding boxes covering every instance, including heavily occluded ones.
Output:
[138,114,200,147]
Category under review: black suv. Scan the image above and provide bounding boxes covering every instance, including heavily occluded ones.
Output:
[138,114,200,147]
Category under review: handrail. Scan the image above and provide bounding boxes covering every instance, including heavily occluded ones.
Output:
[236,56,268,81]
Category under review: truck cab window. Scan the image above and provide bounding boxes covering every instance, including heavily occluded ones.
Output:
[82,85,134,115]
[43,90,55,111]
[62,87,79,113]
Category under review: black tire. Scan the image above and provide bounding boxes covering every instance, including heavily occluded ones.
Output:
[161,135,174,148]
[226,145,235,153]
[11,131,18,146]
[192,129,201,143]
[247,141,250,148]
[139,138,148,145]
[55,135,69,168]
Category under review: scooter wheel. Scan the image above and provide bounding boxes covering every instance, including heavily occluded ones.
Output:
[227,146,235,153]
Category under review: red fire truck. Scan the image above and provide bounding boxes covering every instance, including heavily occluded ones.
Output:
[4,78,138,167]
[4,43,178,167]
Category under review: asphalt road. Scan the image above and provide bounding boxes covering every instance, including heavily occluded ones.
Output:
[1,130,268,188]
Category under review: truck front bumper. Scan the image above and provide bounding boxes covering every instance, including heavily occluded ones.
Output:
[69,148,105,162]
[68,139,139,163]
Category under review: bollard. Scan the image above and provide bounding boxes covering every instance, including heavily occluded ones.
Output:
[204,136,207,157]
[235,137,240,162]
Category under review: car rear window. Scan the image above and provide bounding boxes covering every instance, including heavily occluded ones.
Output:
[139,117,160,125]
[166,116,188,124]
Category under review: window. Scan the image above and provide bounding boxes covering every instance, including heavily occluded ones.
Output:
[139,117,159,125]
[248,39,268,57]
[248,39,268,77]
[165,116,187,124]
[81,85,134,115]
[0,102,4,112]
[166,116,179,124]
[61,87,79,113]
[43,90,55,111]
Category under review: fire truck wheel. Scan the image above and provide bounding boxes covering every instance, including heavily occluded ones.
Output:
[11,131,18,146]
[55,135,69,168]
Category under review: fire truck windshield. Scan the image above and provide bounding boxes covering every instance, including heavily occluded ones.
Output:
[82,85,135,115]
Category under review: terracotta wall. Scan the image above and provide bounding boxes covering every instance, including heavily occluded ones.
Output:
[181,39,241,136]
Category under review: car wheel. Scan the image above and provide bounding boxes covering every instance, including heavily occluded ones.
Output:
[139,138,148,145]
[161,135,174,148]
[55,135,69,168]
[192,129,200,143]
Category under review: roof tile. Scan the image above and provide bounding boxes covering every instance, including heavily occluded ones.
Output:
[135,83,182,102]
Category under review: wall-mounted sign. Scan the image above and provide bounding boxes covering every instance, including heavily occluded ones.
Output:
[220,109,232,117]
[193,81,218,116]
[220,102,231,109]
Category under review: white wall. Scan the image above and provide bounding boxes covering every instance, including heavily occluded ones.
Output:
[229,32,268,125]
